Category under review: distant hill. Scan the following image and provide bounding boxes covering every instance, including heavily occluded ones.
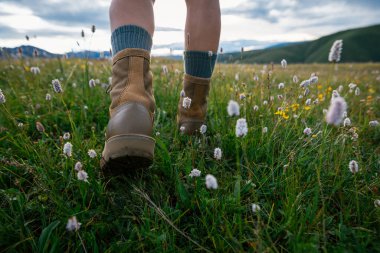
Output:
[0,45,60,58]
[0,46,111,59]
[65,50,111,59]
[221,24,380,64]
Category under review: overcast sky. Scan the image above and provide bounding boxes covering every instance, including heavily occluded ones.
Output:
[0,0,379,55]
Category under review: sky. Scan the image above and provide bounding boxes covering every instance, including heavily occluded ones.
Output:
[0,0,379,55]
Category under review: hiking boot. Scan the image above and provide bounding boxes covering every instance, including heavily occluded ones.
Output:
[101,48,155,174]
[177,74,211,135]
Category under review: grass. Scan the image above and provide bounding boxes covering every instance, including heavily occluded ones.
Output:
[0,56,380,252]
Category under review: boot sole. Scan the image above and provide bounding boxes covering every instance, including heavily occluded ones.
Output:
[101,134,155,175]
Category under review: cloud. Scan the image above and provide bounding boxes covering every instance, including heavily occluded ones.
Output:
[222,0,380,28]
[2,0,110,29]
[1,0,380,54]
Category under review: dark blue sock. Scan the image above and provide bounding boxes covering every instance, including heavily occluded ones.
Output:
[111,25,152,55]
[184,51,217,78]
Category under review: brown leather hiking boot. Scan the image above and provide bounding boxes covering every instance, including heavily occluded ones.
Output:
[177,74,211,135]
[101,48,155,174]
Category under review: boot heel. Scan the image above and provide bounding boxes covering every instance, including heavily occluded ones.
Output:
[101,134,155,172]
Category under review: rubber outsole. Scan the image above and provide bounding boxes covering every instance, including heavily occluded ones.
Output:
[100,134,155,176]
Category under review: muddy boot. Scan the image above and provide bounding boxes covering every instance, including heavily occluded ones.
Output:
[177,74,211,135]
[101,48,155,174]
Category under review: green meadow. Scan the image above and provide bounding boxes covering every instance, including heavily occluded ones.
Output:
[0,57,380,252]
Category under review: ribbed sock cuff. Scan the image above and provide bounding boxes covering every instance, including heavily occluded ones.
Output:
[111,25,152,55]
[184,51,217,78]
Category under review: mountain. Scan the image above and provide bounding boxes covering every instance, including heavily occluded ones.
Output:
[0,46,111,59]
[153,40,287,53]
[221,24,380,64]
[65,50,111,59]
[0,45,60,58]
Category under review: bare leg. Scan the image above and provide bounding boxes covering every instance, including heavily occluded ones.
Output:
[109,0,155,36]
[184,0,221,52]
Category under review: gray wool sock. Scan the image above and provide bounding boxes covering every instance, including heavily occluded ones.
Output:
[184,50,218,78]
[111,25,152,55]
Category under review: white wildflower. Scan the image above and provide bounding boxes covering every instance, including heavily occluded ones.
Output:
[369,120,379,127]
[180,126,185,133]
[348,83,357,90]
[235,73,239,81]
[326,97,347,126]
[328,40,343,62]
[343,118,351,127]
[36,121,45,132]
[239,93,246,100]
[309,76,318,85]
[293,75,299,83]
[162,65,168,75]
[214,148,222,160]
[182,97,192,109]
[303,127,312,136]
[45,93,51,101]
[281,59,287,68]
[304,88,310,96]
[30,66,40,74]
[88,149,97,158]
[251,203,261,213]
[348,160,359,174]
[189,168,201,178]
[305,98,311,106]
[205,174,218,189]
[227,100,240,116]
[298,95,303,100]
[262,127,268,133]
[180,90,185,97]
[355,87,360,96]
[278,83,284,89]
[89,79,96,88]
[235,118,248,137]
[63,132,70,140]
[77,170,89,182]
[253,105,259,111]
[0,89,5,104]
[278,94,283,100]
[52,79,63,93]
[332,90,340,100]
[18,122,24,128]
[374,199,380,208]
[74,161,83,171]
[253,75,259,81]
[200,124,207,135]
[300,80,310,88]
[66,216,81,232]
[263,100,268,105]
[63,142,73,157]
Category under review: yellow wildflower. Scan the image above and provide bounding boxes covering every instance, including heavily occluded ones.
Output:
[304,106,311,111]
[291,103,300,111]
